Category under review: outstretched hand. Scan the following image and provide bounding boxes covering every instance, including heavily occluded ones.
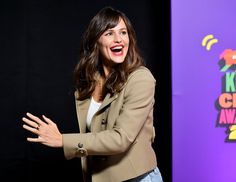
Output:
[22,112,63,148]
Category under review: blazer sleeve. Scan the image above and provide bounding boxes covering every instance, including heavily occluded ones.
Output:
[62,67,156,159]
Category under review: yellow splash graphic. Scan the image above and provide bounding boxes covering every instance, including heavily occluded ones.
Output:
[202,34,218,51]
[228,125,236,140]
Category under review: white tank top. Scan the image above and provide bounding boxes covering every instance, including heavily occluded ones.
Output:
[86,97,102,131]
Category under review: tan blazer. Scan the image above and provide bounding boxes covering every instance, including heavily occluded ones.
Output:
[62,66,157,182]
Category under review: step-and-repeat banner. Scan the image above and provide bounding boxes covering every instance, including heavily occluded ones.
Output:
[172,0,236,181]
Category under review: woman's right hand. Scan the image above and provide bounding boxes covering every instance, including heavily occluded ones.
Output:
[22,112,63,148]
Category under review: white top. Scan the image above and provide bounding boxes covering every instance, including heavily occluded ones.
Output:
[86,97,102,131]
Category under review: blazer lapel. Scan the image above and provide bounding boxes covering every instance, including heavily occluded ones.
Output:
[74,92,118,133]
[75,98,90,133]
[98,93,118,112]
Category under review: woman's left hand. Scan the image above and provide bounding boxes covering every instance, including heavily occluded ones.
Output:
[22,112,63,148]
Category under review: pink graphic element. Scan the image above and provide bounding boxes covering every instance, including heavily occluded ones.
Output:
[219,109,236,124]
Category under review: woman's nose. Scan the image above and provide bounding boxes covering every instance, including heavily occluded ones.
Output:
[114,33,122,43]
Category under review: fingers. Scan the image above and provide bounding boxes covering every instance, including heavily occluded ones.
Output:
[24,112,55,126]
[23,123,39,135]
[42,115,54,125]
[22,113,62,147]
[22,116,39,129]
[22,112,45,138]
[27,137,39,142]
[26,112,45,126]
[22,112,52,129]
[27,136,44,143]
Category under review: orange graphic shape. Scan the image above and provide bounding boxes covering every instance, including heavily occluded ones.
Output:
[220,49,236,66]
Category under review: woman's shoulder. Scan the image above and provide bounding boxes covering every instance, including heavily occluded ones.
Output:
[128,66,155,81]
[122,66,156,95]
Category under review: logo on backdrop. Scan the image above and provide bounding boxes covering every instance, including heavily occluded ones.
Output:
[217,49,236,141]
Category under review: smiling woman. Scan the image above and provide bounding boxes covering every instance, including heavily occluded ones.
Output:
[22,6,163,182]
[98,18,129,71]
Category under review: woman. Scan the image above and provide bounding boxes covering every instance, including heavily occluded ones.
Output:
[22,6,163,182]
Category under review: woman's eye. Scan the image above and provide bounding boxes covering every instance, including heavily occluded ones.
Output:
[105,32,112,36]
[121,31,127,35]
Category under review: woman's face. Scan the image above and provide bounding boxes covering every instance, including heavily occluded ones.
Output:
[98,18,129,75]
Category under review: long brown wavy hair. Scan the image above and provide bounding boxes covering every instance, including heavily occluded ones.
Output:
[74,6,145,100]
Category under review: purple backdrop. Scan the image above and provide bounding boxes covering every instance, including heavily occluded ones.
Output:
[171,0,236,181]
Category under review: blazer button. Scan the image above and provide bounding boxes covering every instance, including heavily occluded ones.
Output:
[80,150,84,154]
[78,143,83,148]
[101,119,107,124]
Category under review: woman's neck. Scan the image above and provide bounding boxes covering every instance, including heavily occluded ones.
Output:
[103,64,110,77]
[92,76,104,102]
